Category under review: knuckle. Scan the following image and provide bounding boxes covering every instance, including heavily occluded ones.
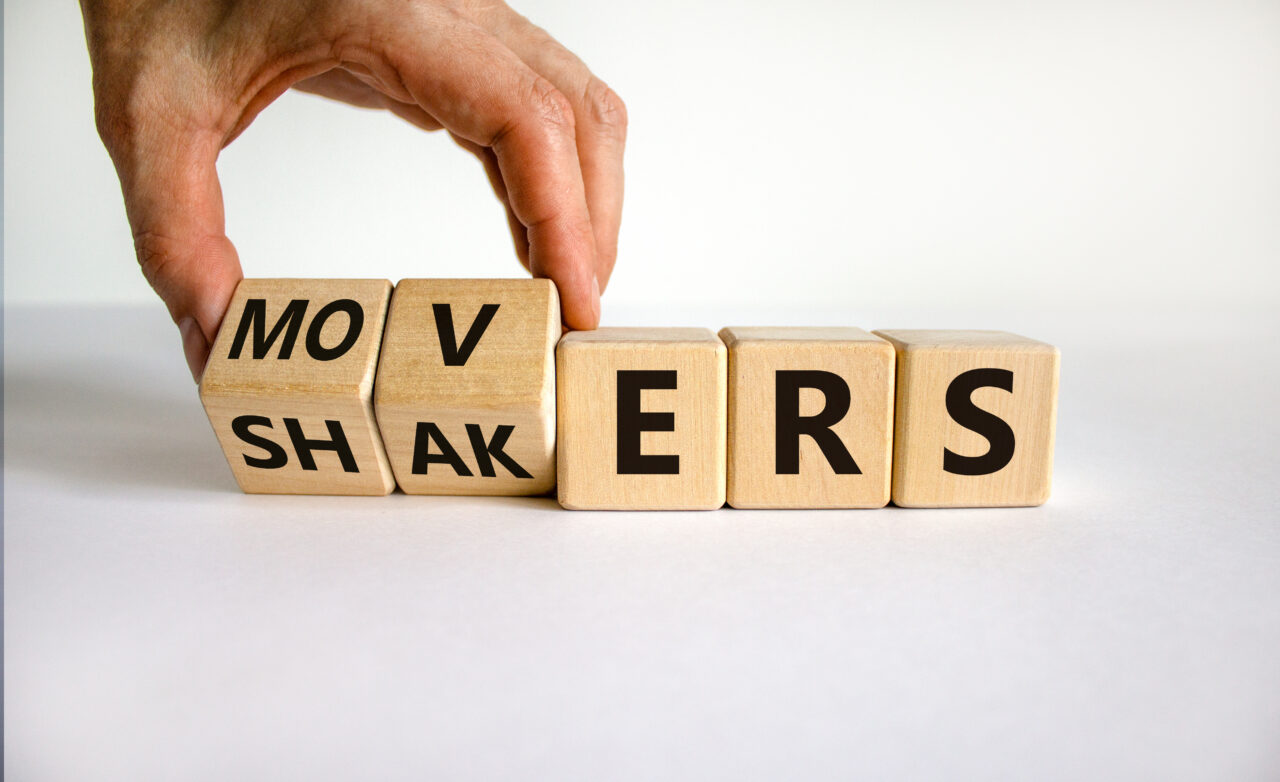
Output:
[526,77,576,137]
[132,229,208,322]
[582,78,627,135]
[133,230,182,287]
[133,230,187,320]
[133,228,240,324]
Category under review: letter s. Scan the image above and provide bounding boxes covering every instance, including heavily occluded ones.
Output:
[943,368,1015,476]
[231,415,289,469]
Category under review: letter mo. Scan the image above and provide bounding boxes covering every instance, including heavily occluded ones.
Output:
[227,299,365,361]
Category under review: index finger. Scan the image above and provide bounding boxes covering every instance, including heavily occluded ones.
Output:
[489,11,628,292]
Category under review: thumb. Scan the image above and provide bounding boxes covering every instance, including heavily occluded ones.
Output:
[111,131,243,382]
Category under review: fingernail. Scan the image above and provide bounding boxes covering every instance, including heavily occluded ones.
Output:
[178,317,209,384]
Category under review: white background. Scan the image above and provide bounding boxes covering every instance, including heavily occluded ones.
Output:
[6,0,1279,319]
[5,1,1280,780]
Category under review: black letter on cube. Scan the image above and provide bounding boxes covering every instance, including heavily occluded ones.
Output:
[231,414,289,469]
[305,300,364,361]
[774,370,860,475]
[943,368,1016,476]
[616,370,680,475]
[284,418,359,473]
[433,303,500,366]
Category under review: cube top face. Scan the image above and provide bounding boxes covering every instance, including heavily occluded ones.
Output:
[374,278,559,409]
[558,327,723,349]
[721,328,895,509]
[373,278,559,496]
[201,278,392,399]
[556,328,727,510]
[873,329,1056,355]
[720,326,890,348]
[199,278,395,495]
[873,329,1059,508]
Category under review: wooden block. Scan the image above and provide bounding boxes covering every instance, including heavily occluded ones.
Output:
[556,328,727,510]
[872,330,1059,507]
[199,278,395,495]
[373,279,558,495]
[719,327,895,509]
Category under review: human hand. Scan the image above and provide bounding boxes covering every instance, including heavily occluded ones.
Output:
[79,0,626,380]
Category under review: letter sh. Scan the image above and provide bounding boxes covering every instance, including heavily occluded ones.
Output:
[872,330,1060,507]
[199,278,396,495]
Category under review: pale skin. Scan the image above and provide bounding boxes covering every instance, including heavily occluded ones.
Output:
[79,0,626,381]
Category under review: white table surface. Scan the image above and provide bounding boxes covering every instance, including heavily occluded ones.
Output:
[5,303,1279,781]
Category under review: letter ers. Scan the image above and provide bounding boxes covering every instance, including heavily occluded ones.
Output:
[199,278,396,495]
[374,279,559,495]
[720,327,895,509]
[873,330,1059,507]
[557,328,727,510]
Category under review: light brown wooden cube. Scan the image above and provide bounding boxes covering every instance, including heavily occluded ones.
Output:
[556,328,727,510]
[374,279,558,495]
[720,327,895,509]
[199,278,395,495]
[872,330,1059,507]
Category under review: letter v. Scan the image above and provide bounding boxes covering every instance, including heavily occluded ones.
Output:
[433,303,500,366]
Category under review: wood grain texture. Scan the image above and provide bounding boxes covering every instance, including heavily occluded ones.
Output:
[199,278,395,495]
[374,279,558,495]
[720,327,894,509]
[556,328,727,510]
[873,330,1059,507]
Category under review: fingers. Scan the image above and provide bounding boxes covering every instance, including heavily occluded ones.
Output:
[488,11,627,292]
[378,12,600,328]
[107,130,243,381]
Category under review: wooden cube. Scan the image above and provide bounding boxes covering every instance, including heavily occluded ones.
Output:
[556,328,727,510]
[199,278,395,495]
[373,279,559,495]
[872,330,1059,507]
[720,327,895,509]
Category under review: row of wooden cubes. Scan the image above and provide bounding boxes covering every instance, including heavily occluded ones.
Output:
[199,279,1060,509]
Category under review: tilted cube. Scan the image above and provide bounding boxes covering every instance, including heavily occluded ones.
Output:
[199,278,395,495]
[374,279,559,495]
